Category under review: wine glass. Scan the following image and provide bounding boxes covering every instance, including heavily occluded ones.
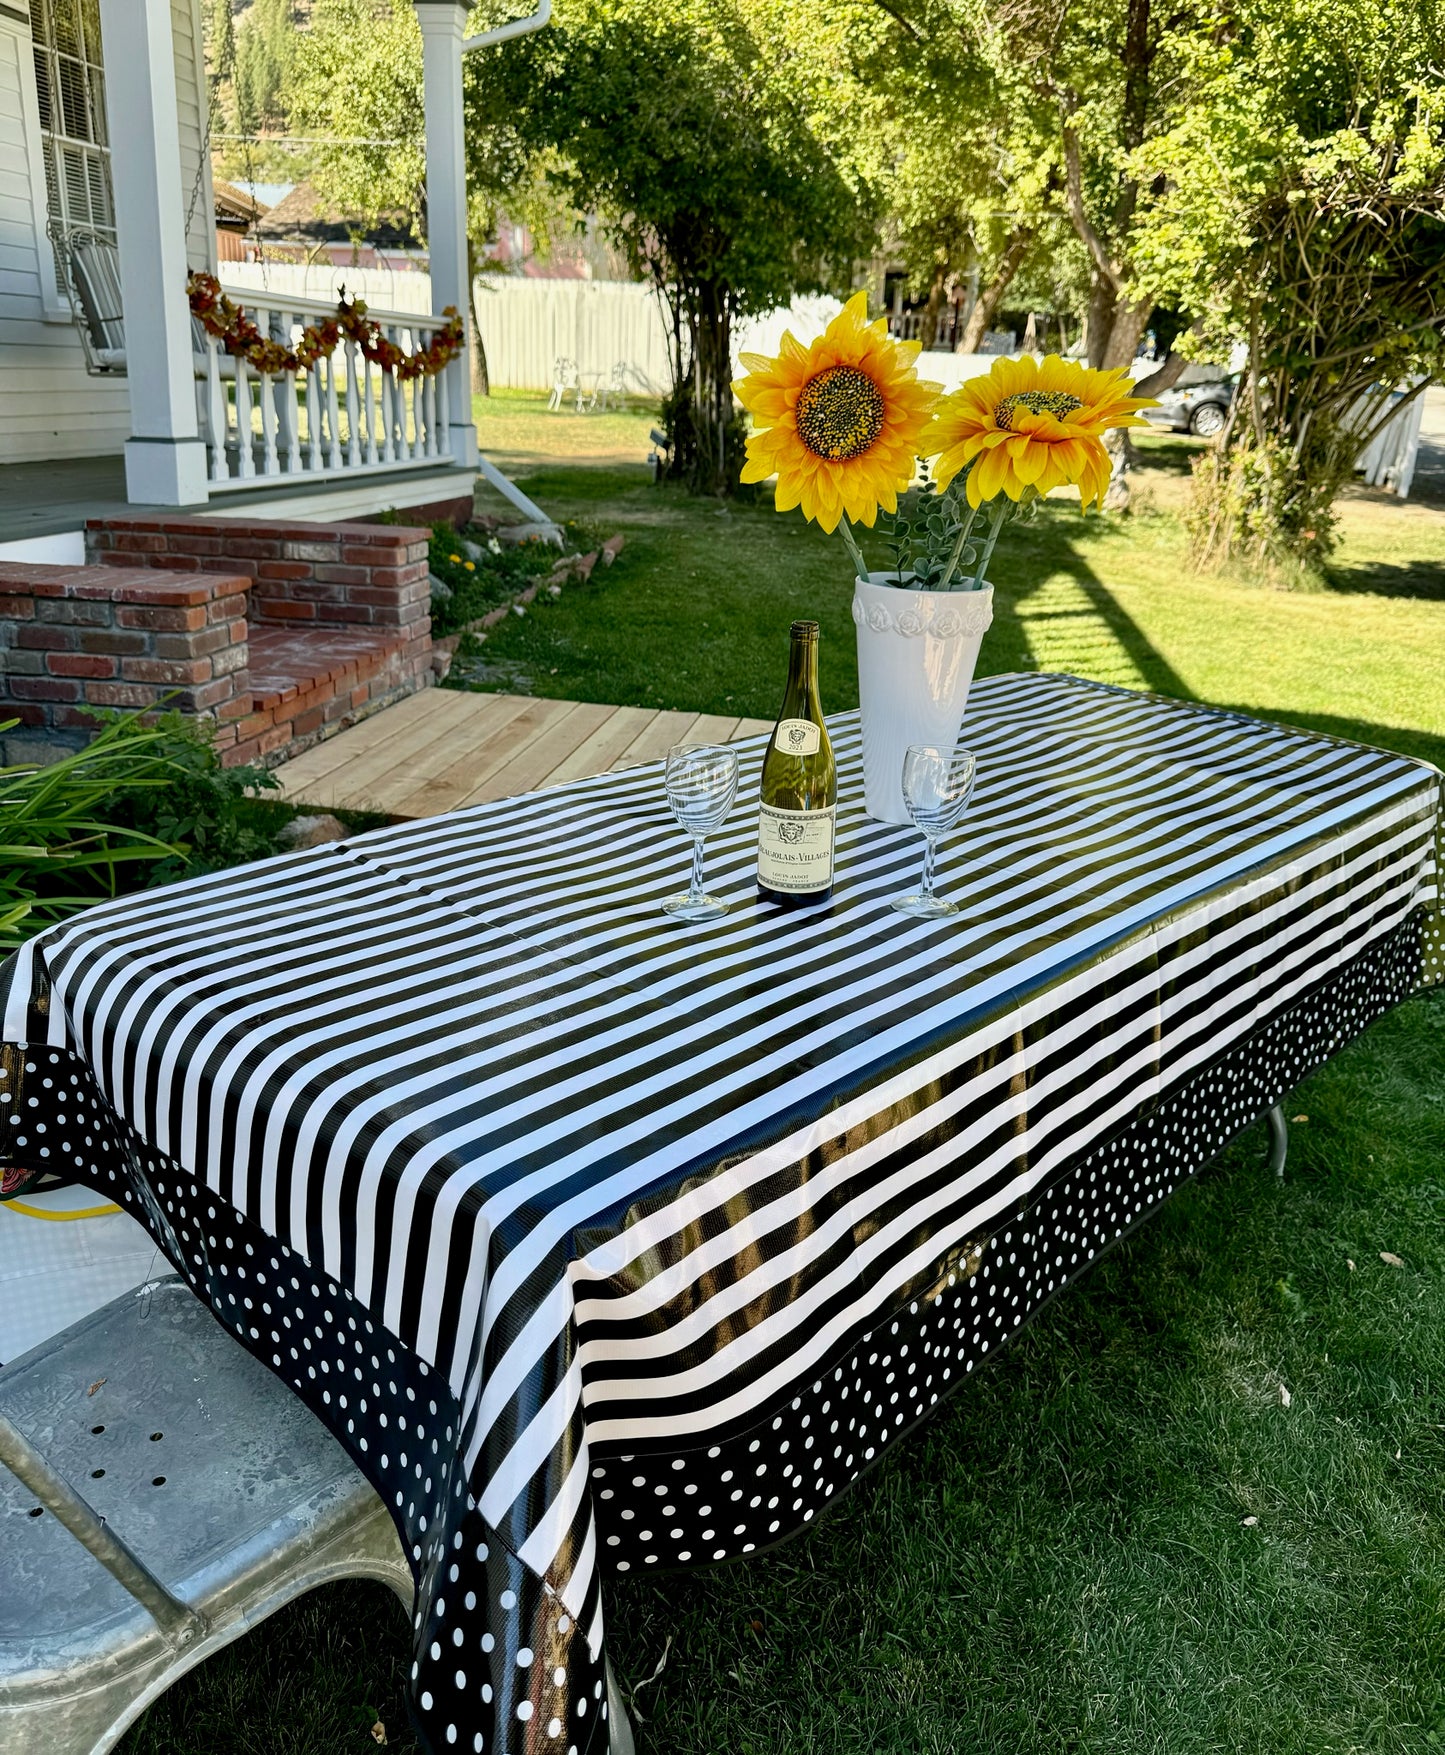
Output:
[891,744,978,919]
[662,743,740,921]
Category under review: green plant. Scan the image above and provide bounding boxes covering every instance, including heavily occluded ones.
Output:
[99,710,280,885]
[427,524,558,637]
[0,711,281,951]
[1,715,185,950]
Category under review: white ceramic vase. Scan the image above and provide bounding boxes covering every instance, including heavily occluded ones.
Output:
[851,572,994,824]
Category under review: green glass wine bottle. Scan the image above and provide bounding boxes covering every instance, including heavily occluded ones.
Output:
[757,619,837,908]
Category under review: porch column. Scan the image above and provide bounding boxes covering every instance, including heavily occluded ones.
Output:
[97,0,209,507]
[415,0,480,471]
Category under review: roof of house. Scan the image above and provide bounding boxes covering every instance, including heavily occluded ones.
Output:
[213,179,267,224]
[252,181,422,249]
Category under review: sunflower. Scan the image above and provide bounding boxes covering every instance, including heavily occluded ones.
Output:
[733,292,940,534]
[928,355,1155,511]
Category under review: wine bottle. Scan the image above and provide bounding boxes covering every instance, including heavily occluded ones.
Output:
[757,619,837,908]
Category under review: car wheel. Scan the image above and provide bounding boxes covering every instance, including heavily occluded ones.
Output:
[1190,402,1226,438]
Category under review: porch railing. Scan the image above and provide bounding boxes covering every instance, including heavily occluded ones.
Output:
[202,286,455,491]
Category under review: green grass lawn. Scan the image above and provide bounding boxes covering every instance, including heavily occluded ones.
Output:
[460,393,1445,772]
[118,392,1445,1754]
[121,990,1445,1755]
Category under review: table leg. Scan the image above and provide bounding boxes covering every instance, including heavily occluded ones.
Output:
[605,1654,637,1755]
[1266,1105,1289,1179]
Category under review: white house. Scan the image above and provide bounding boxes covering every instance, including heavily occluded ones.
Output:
[0,0,548,559]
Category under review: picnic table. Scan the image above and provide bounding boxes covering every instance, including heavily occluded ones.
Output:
[1,672,1440,1755]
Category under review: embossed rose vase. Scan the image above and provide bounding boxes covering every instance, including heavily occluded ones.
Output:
[852,573,995,823]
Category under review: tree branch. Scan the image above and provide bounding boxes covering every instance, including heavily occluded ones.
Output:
[871,0,920,42]
[1062,122,1123,292]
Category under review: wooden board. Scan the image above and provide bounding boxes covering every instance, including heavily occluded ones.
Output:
[272,690,776,820]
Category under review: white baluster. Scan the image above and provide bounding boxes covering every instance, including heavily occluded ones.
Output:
[380,365,397,465]
[437,355,452,464]
[345,338,363,469]
[307,363,327,472]
[282,327,304,475]
[362,353,379,466]
[205,337,228,483]
[423,367,437,459]
[259,372,280,477]
[234,358,255,479]
[324,350,344,469]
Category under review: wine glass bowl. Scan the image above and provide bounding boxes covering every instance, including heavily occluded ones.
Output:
[662,743,740,921]
[892,744,977,919]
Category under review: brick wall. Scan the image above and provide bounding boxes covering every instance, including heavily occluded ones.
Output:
[87,515,431,638]
[0,563,250,763]
[1,518,436,770]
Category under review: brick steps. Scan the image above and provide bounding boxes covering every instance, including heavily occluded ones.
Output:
[2,515,436,770]
[235,626,412,765]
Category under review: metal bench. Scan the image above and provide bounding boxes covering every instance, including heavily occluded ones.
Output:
[0,1276,410,1755]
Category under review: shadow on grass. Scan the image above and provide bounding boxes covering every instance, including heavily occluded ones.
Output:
[1321,558,1445,601]
[987,513,1194,701]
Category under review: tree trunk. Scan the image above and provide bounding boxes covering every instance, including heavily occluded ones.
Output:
[957,224,1033,353]
[1084,276,1116,368]
[466,236,489,397]
[688,285,736,496]
[918,262,947,353]
[1101,294,1152,370]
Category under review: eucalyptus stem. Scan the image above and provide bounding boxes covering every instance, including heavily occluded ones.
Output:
[838,513,871,583]
[969,499,1012,591]
[936,500,981,591]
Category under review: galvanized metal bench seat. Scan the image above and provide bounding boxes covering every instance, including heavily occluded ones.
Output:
[0,1276,411,1755]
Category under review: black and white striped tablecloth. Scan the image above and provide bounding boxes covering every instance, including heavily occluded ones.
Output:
[2,673,1441,1755]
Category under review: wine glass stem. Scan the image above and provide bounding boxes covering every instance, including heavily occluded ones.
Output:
[689,834,707,902]
[921,835,939,900]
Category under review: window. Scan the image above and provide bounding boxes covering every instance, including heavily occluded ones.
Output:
[31,0,113,248]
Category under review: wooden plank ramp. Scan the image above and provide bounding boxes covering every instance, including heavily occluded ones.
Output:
[274,690,774,819]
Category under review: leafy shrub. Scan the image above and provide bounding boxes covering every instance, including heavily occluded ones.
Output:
[99,710,280,885]
[1,710,279,951]
[428,524,558,637]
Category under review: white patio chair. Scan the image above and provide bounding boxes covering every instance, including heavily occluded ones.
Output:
[547,356,579,410]
[595,360,629,413]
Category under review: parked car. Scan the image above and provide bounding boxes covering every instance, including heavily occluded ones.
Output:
[1139,368,1237,438]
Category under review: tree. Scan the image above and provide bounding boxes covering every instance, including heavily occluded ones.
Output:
[234,0,296,133]
[286,0,557,396]
[1133,0,1445,570]
[470,0,881,493]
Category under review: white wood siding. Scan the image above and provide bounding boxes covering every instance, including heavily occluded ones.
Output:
[0,0,213,466]
[0,8,129,461]
[171,0,215,271]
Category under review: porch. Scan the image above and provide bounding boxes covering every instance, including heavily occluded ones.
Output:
[0,452,481,554]
[0,0,525,531]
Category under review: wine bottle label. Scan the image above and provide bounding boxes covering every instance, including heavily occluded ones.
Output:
[757,803,835,893]
[773,718,821,757]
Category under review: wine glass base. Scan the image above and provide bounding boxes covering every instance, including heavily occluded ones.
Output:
[662,893,729,922]
[891,892,957,919]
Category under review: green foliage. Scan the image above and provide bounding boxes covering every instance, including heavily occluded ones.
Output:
[427,524,558,637]
[467,0,881,494]
[233,0,296,133]
[1133,0,1445,569]
[99,712,281,886]
[0,711,281,951]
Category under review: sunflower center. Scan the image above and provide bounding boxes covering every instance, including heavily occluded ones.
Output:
[994,390,1084,430]
[795,366,886,461]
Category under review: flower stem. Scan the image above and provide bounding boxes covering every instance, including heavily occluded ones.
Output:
[838,514,871,583]
[969,499,1012,591]
[936,500,981,591]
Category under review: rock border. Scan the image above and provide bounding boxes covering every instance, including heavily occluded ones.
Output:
[432,533,624,680]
